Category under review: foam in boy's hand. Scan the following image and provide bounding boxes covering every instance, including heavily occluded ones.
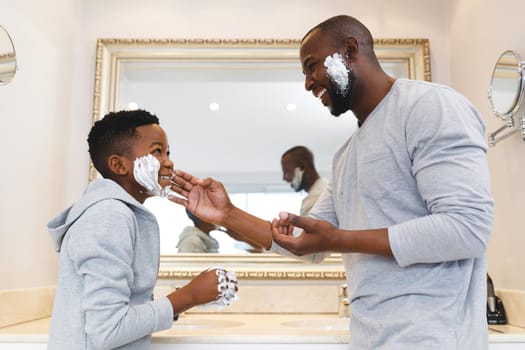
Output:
[199,266,239,309]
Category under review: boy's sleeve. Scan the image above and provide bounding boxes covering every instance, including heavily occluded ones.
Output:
[68,200,173,349]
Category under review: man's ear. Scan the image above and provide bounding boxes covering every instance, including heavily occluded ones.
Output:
[108,155,129,176]
[344,37,359,60]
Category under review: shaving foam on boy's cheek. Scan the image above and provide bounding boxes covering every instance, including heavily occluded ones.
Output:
[324,53,349,94]
[133,154,164,196]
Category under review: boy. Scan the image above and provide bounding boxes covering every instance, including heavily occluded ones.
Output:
[47,109,236,349]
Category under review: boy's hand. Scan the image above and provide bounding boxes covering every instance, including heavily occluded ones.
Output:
[167,268,238,315]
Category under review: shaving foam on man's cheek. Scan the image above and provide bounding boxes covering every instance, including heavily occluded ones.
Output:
[324,53,349,94]
[291,167,304,191]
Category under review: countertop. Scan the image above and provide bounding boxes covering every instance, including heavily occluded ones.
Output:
[1,313,525,344]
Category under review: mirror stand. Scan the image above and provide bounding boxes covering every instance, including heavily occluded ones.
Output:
[488,115,525,146]
[0,25,17,85]
[487,50,525,146]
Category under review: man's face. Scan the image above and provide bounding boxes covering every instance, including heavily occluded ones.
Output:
[281,155,303,192]
[300,30,353,116]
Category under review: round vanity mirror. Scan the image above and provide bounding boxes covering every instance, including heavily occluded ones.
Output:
[0,25,17,85]
[488,50,525,120]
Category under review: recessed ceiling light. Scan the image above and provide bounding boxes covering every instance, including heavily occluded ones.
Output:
[286,103,297,111]
[209,102,220,111]
[128,102,139,110]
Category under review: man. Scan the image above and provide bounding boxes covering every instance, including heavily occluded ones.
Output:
[170,15,493,349]
[281,145,328,216]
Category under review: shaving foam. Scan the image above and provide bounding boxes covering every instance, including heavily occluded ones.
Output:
[324,53,349,94]
[133,154,173,197]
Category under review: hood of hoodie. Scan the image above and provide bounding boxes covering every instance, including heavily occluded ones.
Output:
[47,178,153,252]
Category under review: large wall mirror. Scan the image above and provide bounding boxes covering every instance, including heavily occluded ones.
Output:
[91,38,431,280]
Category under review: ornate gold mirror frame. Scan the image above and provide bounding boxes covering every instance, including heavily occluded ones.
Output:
[91,38,430,281]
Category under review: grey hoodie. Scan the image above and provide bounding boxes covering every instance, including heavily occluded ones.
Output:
[47,179,173,350]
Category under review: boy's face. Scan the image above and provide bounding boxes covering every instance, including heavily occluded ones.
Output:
[122,124,173,203]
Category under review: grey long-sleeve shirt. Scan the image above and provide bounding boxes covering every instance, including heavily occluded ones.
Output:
[273,79,494,349]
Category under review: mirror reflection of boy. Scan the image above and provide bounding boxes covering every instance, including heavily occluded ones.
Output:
[47,110,236,349]
[178,208,264,253]
[177,208,220,253]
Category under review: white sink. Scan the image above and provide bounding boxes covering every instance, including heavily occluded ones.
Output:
[280,318,349,331]
[173,318,244,330]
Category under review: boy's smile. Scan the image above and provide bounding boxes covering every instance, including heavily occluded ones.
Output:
[125,124,174,202]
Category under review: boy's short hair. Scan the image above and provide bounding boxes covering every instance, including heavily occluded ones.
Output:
[87,109,159,178]
[185,208,199,225]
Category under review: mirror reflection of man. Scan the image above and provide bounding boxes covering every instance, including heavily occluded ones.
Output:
[281,146,328,216]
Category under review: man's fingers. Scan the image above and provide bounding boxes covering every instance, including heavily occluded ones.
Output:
[171,170,194,192]
[271,218,293,235]
[167,194,187,207]
[278,212,313,232]
[271,233,303,256]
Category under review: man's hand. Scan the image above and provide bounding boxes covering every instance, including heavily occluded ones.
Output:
[168,169,233,226]
[270,212,338,255]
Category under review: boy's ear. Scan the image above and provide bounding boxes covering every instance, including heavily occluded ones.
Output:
[108,155,130,176]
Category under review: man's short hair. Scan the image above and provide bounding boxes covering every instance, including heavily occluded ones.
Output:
[303,15,375,57]
[185,208,201,225]
[282,145,315,166]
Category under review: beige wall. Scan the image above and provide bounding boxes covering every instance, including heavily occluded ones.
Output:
[448,0,525,290]
[0,0,80,288]
[0,0,523,291]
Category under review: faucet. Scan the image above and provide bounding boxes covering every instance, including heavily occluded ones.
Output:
[338,283,351,318]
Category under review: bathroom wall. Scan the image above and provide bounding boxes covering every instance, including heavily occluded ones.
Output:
[448,0,525,290]
[0,0,523,291]
[0,0,81,288]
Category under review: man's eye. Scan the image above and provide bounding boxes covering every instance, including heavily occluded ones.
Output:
[308,63,316,73]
